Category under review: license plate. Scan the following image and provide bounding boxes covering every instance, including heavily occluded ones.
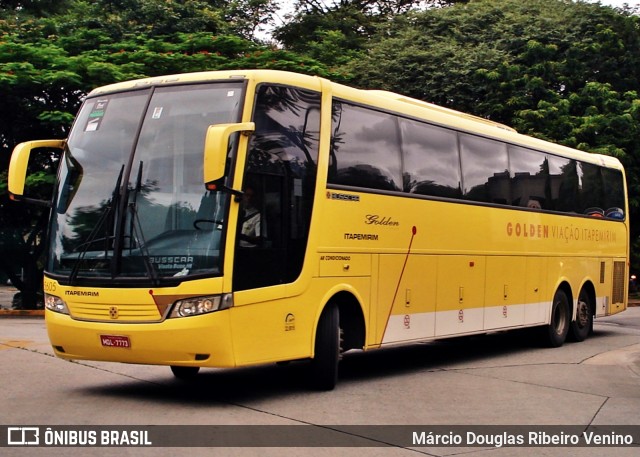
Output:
[100,335,131,348]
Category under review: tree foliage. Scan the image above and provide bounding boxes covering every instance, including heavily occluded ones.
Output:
[273,0,455,66]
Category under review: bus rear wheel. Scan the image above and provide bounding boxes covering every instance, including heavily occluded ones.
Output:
[309,304,340,391]
[541,289,570,348]
[569,289,592,342]
[171,365,200,380]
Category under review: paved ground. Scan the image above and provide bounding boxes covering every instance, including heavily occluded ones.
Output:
[1,308,640,455]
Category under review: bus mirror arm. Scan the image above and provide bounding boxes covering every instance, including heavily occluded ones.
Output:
[204,179,244,202]
[12,196,52,208]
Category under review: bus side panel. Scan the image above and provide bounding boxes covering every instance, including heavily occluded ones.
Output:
[229,290,313,366]
[545,256,600,318]
[524,256,549,325]
[435,256,485,337]
[377,254,437,344]
[483,256,526,330]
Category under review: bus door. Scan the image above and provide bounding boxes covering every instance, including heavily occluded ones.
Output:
[233,171,287,290]
[229,84,321,364]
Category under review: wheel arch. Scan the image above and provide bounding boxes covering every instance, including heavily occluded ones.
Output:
[577,279,597,318]
[314,286,367,352]
[555,280,574,312]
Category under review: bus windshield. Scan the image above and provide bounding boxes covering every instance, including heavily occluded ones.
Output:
[47,82,244,284]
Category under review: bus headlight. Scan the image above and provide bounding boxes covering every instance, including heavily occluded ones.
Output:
[45,294,69,314]
[169,293,233,318]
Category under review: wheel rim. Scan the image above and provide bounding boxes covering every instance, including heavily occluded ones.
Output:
[576,299,589,328]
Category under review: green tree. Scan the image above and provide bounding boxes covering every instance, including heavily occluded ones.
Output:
[0,0,73,16]
[273,1,456,67]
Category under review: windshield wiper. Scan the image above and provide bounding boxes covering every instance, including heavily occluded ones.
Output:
[127,160,143,249]
[126,161,160,286]
[69,164,124,285]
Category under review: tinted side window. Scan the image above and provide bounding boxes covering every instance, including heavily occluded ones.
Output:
[460,134,509,204]
[580,162,625,219]
[549,156,579,213]
[580,162,604,214]
[509,145,550,209]
[602,168,626,218]
[400,118,462,198]
[329,102,402,191]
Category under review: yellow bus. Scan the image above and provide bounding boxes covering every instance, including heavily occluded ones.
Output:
[9,70,629,390]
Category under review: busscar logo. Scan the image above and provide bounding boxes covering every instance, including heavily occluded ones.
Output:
[326,191,360,202]
[8,427,40,446]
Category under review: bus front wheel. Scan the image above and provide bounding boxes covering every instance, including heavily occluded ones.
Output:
[171,365,200,380]
[309,304,340,391]
[541,289,570,348]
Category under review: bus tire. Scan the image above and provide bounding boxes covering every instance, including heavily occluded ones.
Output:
[541,289,570,348]
[170,365,200,380]
[569,289,592,342]
[309,304,340,391]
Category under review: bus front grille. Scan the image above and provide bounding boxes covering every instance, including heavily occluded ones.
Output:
[69,302,162,322]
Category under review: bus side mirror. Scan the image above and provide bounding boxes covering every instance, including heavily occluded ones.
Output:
[9,139,65,200]
[203,122,255,186]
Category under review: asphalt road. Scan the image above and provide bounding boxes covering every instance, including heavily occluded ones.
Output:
[1,308,639,456]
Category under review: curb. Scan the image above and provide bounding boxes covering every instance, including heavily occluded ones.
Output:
[0,309,44,318]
